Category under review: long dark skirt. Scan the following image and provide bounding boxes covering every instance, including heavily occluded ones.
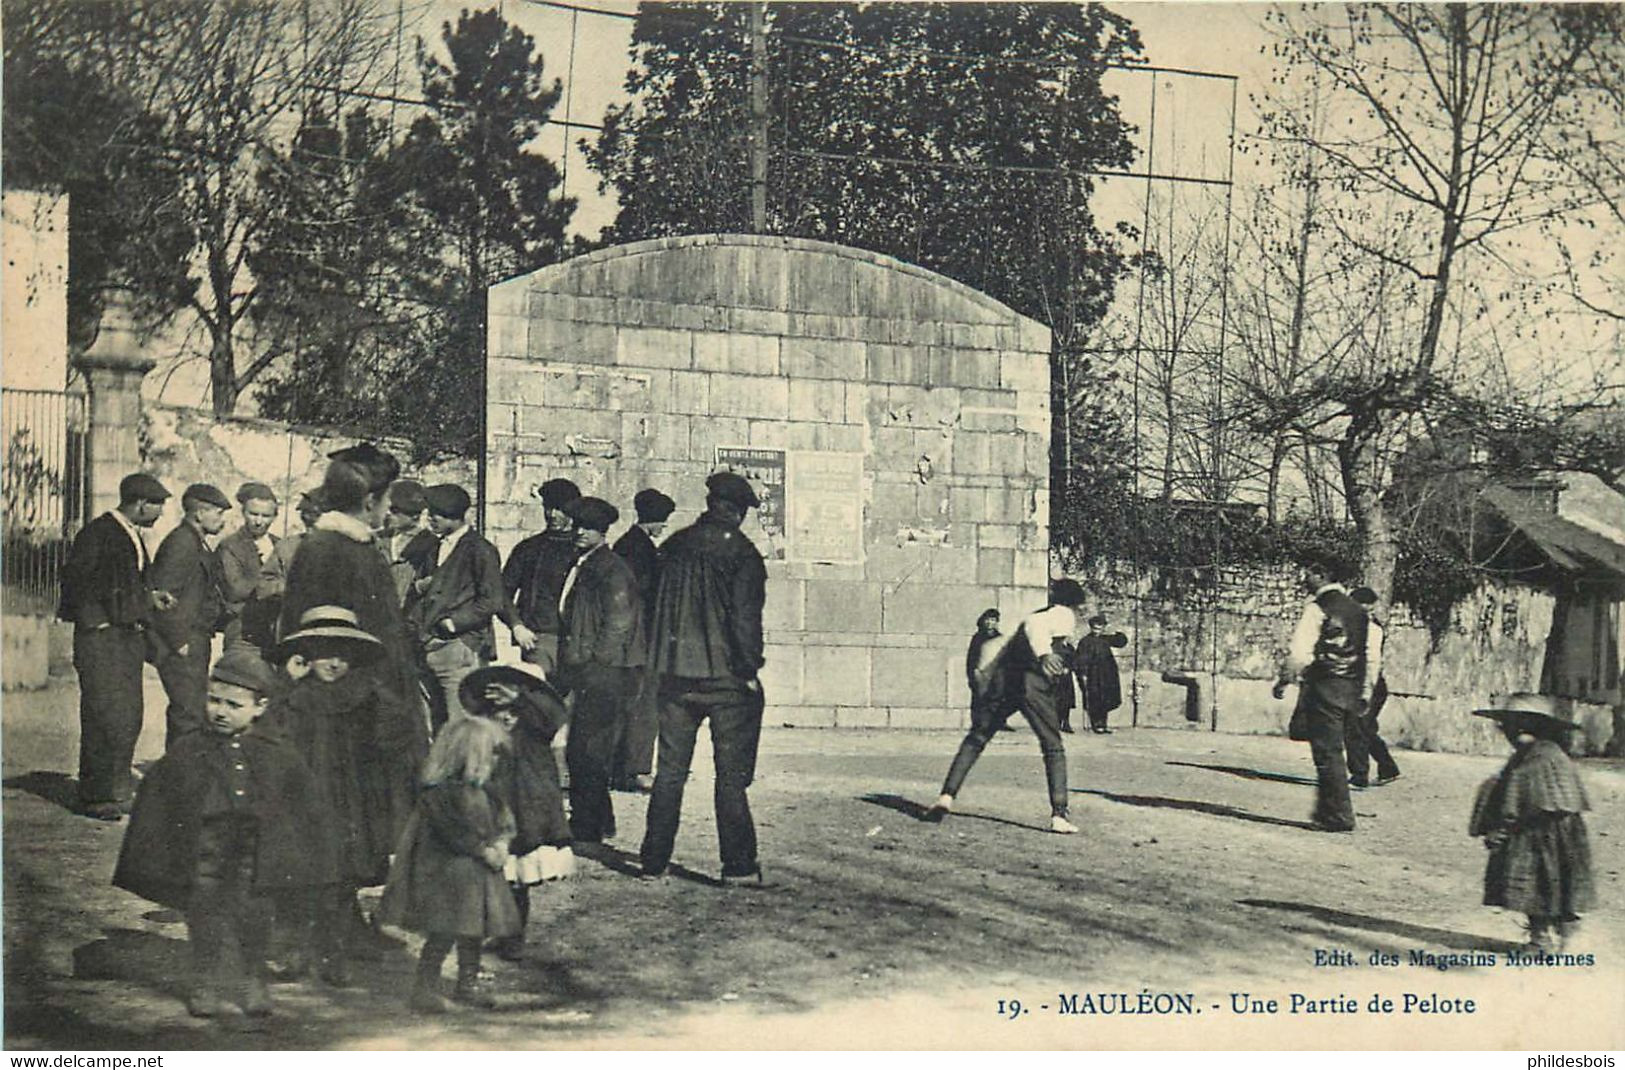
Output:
[1484,812,1596,919]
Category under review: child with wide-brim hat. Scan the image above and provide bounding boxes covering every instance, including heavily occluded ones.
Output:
[459,662,575,961]
[1468,692,1594,954]
[267,605,394,986]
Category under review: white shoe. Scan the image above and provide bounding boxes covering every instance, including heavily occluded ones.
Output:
[1050,814,1079,835]
[924,794,953,822]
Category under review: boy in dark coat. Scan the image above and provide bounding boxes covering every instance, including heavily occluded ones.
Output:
[113,647,338,1018]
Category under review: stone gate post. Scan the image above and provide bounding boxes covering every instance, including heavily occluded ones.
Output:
[74,296,154,516]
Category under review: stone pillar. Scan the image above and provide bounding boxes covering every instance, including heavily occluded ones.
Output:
[74,297,154,517]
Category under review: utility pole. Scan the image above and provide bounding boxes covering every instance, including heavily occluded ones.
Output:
[748,1,768,232]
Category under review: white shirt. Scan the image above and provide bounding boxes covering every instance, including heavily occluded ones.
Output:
[1365,618,1385,696]
[253,533,274,561]
[559,542,602,616]
[1284,583,1345,678]
[107,508,149,572]
[1022,604,1077,654]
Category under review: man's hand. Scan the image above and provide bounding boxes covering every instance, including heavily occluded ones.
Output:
[743,675,762,695]
[481,844,508,872]
[483,681,520,709]
[1271,680,1288,701]
[150,590,177,612]
[174,642,190,658]
[511,624,537,652]
[436,617,457,638]
[1039,652,1068,678]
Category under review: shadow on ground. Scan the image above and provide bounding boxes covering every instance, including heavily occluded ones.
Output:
[4,772,81,813]
[1164,761,1316,787]
[1238,899,1522,954]
[1075,788,1319,830]
[858,793,1051,834]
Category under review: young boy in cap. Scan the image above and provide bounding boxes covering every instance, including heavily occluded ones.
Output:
[557,495,642,842]
[113,647,338,1018]
[383,479,437,607]
[150,482,232,745]
[59,471,172,819]
[502,477,581,676]
[612,487,675,792]
[409,483,512,728]
[216,482,280,647]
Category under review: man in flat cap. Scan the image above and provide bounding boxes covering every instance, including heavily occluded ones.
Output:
[382,479,437,608]
[252,489,324,658]
[502,477,582,677]
[639,471,770,882]
[611,487,675,793]
[59,472,172,820]
[407,483,514,729]
[216,482,280,648]
[557,496,643,842]
[150,483,231,745]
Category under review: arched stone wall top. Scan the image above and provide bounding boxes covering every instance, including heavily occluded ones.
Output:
[498,233,1043,335]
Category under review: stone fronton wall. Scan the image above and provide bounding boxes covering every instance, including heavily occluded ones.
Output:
[487,235,1054,729]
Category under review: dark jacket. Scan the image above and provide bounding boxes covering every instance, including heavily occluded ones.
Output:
[216,526,278,645]
[59,512,150,629]
[407,527,514,653]
[509,687,571,855]
[1074,631,1128,714]
[149,520,225,649]
[502,531,577,635]
[613,525,662,611]
[112,725,340,910]
[384,528,438,607]
[1310,587,1368,682]
[647,513,766,681]
[559,543,643,676]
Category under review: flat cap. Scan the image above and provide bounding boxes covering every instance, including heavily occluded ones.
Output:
[210,645,279,695]
[236,481,277,505]
[388,479,427,514]
[706,471,760,509]
[563,495,618,533]
[1049,578,1087,608]
[1348,586,1379,606]
[182,482,231,510]
[327,442,399,492]
[118,472,170,503]
[424,483,471,518]
[535,477,582,509]
[633,488,676,523]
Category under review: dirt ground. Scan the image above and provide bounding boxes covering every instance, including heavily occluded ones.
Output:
[4,671,1622,1051]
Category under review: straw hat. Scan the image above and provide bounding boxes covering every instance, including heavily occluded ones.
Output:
[459,661,567,720]
[1472,691,1581,738]
[273,605,383,665]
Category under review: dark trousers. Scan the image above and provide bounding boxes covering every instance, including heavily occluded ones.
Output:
[188,816,273,988]
[611,668,659,784]
[565,664,636,841]
[1346,679,1400,784]
[157,633,211,747]
[640,677,765,877]
[941,668,1070,816]
[1297,676,1361,829]
[74,625,148,806]
[1086,702,1114,731]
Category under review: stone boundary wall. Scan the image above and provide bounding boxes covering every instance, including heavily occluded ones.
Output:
[487,235,1054,729]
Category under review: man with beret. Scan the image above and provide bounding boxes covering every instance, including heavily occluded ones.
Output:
[639,471,769,882]
[502,477,582,677]
[611,487,675,793]
[150,483,231,746]
[557,495,643,842]
[407,483,514,729]
[383,479,437,607]
[215,482,280,648]
[59,472,172,819]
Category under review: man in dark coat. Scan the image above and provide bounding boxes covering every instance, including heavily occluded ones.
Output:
[639,472,769,882]
[409,483,515,729]
[611,486,674,792]
[557,495,643,843]
[150,483,230,746]
[502,478,581,677]
[1274,559,1368,832]
[1073,613,1129,734]
[113,647,339,1018]
[215,482,280,647]
[59,472,171,820]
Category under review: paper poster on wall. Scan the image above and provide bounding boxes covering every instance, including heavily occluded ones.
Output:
[714,445,787,561]
[786,450,864,564]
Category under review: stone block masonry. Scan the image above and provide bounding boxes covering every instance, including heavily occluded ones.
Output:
[487,235,1053,729]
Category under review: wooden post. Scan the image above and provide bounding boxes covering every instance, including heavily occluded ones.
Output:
[748,1,768,232]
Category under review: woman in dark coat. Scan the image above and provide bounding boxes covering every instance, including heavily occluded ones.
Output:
[281,458,428,843]
[379,712,520,1012]
[459,663,574,960]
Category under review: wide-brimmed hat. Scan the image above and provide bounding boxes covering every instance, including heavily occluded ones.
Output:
[459,661,566,719]
[1472,692,1581,737]
[273,605,382,665]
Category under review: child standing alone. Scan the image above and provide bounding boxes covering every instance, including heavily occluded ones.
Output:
[379,704,521,1011]
[113,647,338,1017]
[1470,693,1596,953]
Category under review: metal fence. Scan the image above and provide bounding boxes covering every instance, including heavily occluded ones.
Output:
[2,387,88,616]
